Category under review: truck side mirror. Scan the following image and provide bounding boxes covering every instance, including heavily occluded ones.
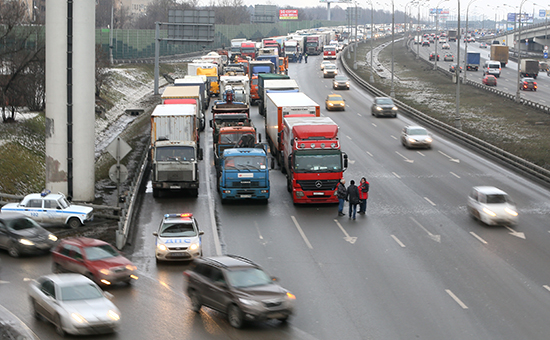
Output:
[258,133,262,143]
[343,153,348,170]
[199,148,203,161]
[209,119,213,128]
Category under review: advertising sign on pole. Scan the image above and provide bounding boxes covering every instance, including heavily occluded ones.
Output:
[279,9,298,20]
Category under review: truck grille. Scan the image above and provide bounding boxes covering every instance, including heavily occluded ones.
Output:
[230,181,260,188]
[158,170,194,182]
[296,179,339,191]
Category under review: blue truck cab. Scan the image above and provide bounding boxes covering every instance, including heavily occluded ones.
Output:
[218,148,270,203]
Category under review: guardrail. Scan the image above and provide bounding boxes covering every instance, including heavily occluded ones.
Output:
[340,43,550,186]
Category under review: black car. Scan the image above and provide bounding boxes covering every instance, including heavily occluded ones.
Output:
[333,75,350,90]
[371,97,398,118]
[183,255,296,328]
[519,77,537,91]
[449,64,463,73]
[0,212,58,257]
[429,52,439,61]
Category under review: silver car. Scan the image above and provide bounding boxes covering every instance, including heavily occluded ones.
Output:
[323,64,338,78]
[28,274,121,336]
[371,97,398,118]
[467,186,518,226]
[401,126,432,149]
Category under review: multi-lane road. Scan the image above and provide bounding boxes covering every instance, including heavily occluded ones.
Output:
[3,52,550,339]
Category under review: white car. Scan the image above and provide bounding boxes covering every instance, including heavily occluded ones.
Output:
[320,60,333,70]
[467,186,518,226]
[1,190,93,229]
[401,126,432,149]
[153,213,204,262]
[28,273,120,336]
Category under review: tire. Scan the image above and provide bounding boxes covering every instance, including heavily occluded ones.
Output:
[54,314,66,337]
[67,217,81,229]
[152,188,159,198]
[189,290,202,313]
[227,304,244,328]
[191,189,199,197]
[287,176,292,193]
[7,241,20,258]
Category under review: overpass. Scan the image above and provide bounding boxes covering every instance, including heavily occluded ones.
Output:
[486,21,550,56]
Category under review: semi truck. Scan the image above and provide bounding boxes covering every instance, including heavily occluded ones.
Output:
[490,45,509,67]
[188,62,219,97]
[264,92,321,165]
[217,148,270,203]
[447,30,457,42]
[210,100,250,144]
[248,60,277,105]
[161,86,205,131]
[150,104,202,198]
[323,45,337,59]
[259,78,299,116]
[305,35,322,55]
[175,76,209,113]
[466,52,480,71]
[520,59,539,79]
[240,41,257,59]
[284,40,299,62]
[281,116,348,204]
[219,75,250,105]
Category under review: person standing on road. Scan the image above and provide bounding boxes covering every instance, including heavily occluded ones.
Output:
[337,178,347,216]
[304,53,308,63]
[358,177,369,215]
[347,180,360,220]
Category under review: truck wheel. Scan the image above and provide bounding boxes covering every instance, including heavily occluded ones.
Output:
[287,177,292,193]
[153,188,159,198]
[191,189,199,197]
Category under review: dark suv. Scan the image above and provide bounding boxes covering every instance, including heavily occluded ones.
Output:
[183,255,296,328]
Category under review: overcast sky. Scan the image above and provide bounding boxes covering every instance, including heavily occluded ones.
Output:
[241,0,550,22]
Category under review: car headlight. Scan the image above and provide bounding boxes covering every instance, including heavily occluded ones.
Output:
[189,243,199,251]
[328,102,334,106]
[324,70,328,74]
[376,106,382,111]
[157,244,167,251]
[392,106,398,111]
[107,310,120,321]
[346,82,350,85]
[71,313,88,324]
[482,207,497,217]
[48,234,58,242]
[425,137,433,143]
[100,268,113,275]
[286,292,296,300]
[239,298,262,307]
[125,264,137,271]
[504,207,518,217]
[408,137,416,143]
[19,239,34,246]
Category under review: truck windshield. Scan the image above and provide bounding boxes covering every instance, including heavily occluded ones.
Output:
[219,132,254,143]
[225,156,266,170]
[156,146,195,161]
[294,150,342,172]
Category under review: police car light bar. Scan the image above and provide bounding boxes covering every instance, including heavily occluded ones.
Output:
[40,189,52,197]
[164,213,193,218]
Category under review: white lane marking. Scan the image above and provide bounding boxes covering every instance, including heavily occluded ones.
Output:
[391,135,397,140]
[438,150,460,163]
[334,219,357,244]
[391,235,406,247]
[392,172,401,178]
[396,151,414,163]
[417,151,425,157]
[372,123,377,127]
[367,151,373,157]
[504,226,525,239]
[292,216,313,249]
[445,289,469,309]
[450,171,461,178]
[424,197,436,206]
[357,113,362,116]
[347,135,352,140]
[410,217,441,242]
[469,232,488,244]
[543,285,550,292]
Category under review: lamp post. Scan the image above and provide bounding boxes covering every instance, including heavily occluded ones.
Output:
[391,0,395,97]
[462,0,477,82]
[516,0,528,103]
[455,0,462,130]
[353,1,358,70]
[367,0,376,82]
[434,0,449,70]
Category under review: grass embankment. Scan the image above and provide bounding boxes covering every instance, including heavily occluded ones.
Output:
[344,39,550,170]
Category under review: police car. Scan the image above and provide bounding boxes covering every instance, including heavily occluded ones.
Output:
[0,190,93,229]
[153,213,203,262]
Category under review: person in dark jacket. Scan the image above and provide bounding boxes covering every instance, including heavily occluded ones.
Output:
[358,177,369,214]
[346,180,360,220]
[337,178,347,216]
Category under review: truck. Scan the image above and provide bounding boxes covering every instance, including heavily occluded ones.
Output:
[490,45,509,67]
[150,104,202,198]
[447,30,457,42]
[248,60,277,105]
[466,52,480,71]
[176,76,209,112]
[217,148,270,203]
[281,116,348,204]
[279,56,289,75]
[230,38,247,56]
[219,75,250,105]
[284,40,299,62]
[323,45,337,59]
[305,35,322,55]
[262,38,283,57]
[161,85,205,131]
[256,54,279,73]
[264,92,321,164]
[240,41,257,59]
[520,59,539,79]
[210,100,250,144]
[188,62,219,97]
[259,78,300,116]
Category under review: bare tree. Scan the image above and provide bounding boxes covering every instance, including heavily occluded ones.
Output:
[95,44,110,97]
[214,0,250,25]
[134,0,196,29]
[0,0,45,122]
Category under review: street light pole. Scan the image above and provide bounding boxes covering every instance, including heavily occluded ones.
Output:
[369,0,375,82]
[455,0,462,130]
[353,1,358,70]
[391,0,395,97]
[516,0,528,103]
[417,1,422,59]
[434,0,449,70]
[463,0,477,83]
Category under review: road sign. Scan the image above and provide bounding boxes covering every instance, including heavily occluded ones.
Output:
[109,164,128,183]
[545,52,548,59]
[416,26,421,31]
[106,137,131,161]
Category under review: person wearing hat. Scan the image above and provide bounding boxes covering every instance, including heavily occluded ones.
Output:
[336,178,347,216]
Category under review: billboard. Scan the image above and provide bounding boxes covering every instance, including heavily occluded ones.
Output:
[280,9,298,20]
[507,13,533,23]
[540,9,550,18]
[429,8,449,15]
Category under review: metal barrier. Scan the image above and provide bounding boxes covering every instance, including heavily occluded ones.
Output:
[340,44,550,185]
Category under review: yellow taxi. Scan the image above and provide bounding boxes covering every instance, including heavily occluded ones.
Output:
[325,94,345,111]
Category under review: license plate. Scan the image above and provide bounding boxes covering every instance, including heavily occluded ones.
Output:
[267,312,285,319]
[170,186,181,189]
[313,192,324,196]
[240,195,251,198]
[170,252,187,257]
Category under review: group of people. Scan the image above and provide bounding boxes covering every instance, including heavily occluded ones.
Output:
[336,177,369,220]
[293,52,308,63]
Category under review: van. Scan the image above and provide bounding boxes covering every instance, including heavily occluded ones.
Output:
[483,60,501,77]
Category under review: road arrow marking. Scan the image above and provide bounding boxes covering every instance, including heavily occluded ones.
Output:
[410,217,441,242]
[438,150,460,163]
[334,219,357,244]
[396,151,414,163]
[505,226,525,239]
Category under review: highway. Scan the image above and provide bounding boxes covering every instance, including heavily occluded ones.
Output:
[412,38,550,104]
[3,53,550,339]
